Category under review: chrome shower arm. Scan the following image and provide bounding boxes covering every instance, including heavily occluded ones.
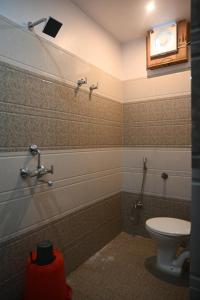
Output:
[28,18,47,29]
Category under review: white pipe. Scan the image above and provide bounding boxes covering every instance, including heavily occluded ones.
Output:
[173,250,190,268]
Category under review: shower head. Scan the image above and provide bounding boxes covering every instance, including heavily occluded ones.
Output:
[42,17,63,38]
[28,16,62,38]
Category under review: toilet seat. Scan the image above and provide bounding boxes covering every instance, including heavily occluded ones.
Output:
[146,217,191,237]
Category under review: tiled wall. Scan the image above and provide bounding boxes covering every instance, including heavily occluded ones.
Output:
[0,193,121,300]
[123,95,191,147]
[0,60,192,243]
[121,192,191,237]
[123,70,191,102]
[0,14,192,300]
[0,148,122,242]
[0,15,123,102]
[0,61,192,151]
[0,62,123,152]
[122,148,191,200]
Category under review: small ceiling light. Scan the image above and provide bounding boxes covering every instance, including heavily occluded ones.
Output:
[146,1,155,13]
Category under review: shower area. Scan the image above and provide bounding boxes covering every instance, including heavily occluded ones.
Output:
[0,0,198,299]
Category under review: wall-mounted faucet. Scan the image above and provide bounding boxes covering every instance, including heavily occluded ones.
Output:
[89,82,98,92]
[29,144,41,168]
[20,145,54,186]
[76,78,87,89]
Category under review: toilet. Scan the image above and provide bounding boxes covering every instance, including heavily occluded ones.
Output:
[145,217,191,276]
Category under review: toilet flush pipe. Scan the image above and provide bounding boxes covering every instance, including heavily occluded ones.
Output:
[172,250,190,268]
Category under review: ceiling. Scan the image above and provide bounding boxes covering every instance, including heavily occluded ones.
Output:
[71,0,190,43]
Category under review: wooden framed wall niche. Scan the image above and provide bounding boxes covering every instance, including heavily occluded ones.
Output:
[146,20,189,70]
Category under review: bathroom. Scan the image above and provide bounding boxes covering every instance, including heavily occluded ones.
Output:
[0,0,199,299]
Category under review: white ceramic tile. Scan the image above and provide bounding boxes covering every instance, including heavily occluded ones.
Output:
[0,172,121,241]
[0,146,192,240]
[122,171,143,192]
[123,148,191,174]
[0,148,122,240]
[0,16,123,102]
[123,71,191,102]
[122,171,191,200]
[122,148,155,169]
[0,149,122,195]
[122,147,191,200]
[152,149,191,172]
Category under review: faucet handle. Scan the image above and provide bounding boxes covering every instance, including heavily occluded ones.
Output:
[77,77,87,88]
[29,144,39,156]
[20,168,30,178]
[44,165,54,175]
[38,165,53,176]
[49,165,54,174]
[89,82,98,91]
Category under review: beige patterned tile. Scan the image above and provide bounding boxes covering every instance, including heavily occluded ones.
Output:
[0,193,121,300]
[68,121,80,146]
[123,96,191,147]
[0,62,123,151]
[0,61,191,150]
[87,123,96,147]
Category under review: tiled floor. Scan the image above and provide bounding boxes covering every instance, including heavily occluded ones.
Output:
[67,232,189,300]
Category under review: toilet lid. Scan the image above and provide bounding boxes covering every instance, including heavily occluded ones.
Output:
[146,217,191,236]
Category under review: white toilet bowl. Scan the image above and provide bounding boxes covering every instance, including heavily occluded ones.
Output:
[145,217,191,276]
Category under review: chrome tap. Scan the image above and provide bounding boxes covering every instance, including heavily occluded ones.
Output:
[21,165,53,178]
[76,78,87,88]
[20,145,54,184]
[89,82,98,92]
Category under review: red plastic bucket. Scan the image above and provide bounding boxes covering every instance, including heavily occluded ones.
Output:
[24,248,72,300]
